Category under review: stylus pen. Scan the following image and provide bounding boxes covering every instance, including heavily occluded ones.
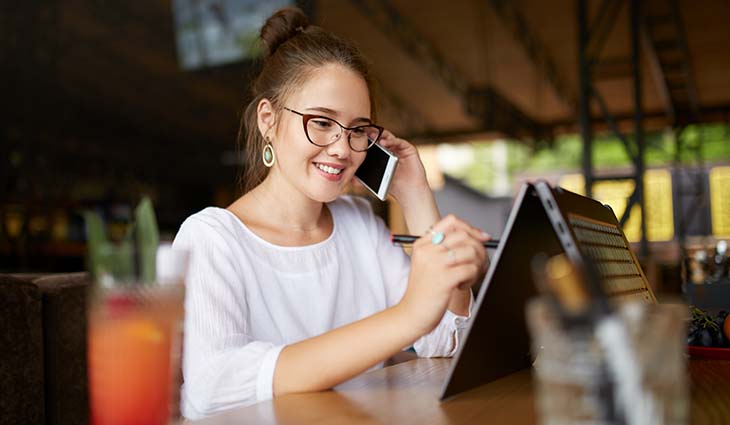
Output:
[391,234,500,248]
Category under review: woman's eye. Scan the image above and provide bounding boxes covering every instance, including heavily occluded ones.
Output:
[312,119,332,128]
[351,128,366,136]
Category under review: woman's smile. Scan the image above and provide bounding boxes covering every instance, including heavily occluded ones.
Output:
[313,161,346,181]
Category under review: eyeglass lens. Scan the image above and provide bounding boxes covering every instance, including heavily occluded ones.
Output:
[306,116,380,151]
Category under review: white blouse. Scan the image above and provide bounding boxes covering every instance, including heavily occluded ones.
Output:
[172,195,472,419]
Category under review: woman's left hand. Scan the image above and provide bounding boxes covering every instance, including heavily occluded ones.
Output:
[374,130,429,202]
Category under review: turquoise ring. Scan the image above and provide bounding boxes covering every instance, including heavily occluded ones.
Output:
[430,231,445,245]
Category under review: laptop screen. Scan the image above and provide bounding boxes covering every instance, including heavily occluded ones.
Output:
[440,181,655,401]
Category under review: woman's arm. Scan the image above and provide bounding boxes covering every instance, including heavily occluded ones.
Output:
[376,132,485,317]
[375,131,440,235]
[274,212,487,396]
[273,303,419,395]
[395,185,472,317]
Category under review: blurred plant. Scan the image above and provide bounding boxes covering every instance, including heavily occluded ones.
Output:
[84,197,159,285]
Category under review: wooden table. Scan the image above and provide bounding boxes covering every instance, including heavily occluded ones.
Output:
[192,358,730,424]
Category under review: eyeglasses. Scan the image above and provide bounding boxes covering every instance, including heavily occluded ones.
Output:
[284,107,383,152]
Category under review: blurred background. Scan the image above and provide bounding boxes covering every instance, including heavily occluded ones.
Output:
[2,0,730,299]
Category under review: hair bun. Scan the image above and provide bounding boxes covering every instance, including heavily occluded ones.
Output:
[260,7,310,56]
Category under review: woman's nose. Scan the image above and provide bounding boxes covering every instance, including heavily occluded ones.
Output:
[326,131,351,158]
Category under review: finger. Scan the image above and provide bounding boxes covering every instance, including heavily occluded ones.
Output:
[376,131,395,146]
[420,221,482,255]
[461,235,488,263]
[413,233,432,248]
[413,231,449,251]
[411,243,453,272]
[444,243,485,267]
[446,263,481,290]
[462,222,491,242]
[440,229,487,262]
[443,231,486,263]
[417,222,451,247]
[430,214,461,234]
[445,237,484,267]
[377,134,409,151]
[441,229,470,247]
[377,136,393,146]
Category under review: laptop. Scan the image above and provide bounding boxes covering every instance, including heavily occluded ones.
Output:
[439,180,656,400]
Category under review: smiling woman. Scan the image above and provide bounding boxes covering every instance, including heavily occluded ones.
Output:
[171,6,491,420]
[252,62,373,203]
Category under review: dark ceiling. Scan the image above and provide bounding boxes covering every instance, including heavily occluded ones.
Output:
[2,0,729,272]
[3,0,730,195]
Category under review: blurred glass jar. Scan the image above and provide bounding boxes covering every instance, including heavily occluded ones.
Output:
[527,299,688,425]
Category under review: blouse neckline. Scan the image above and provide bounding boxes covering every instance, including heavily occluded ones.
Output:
[214,203,338,252]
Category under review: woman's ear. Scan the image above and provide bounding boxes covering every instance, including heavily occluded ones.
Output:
[257,99,276,139]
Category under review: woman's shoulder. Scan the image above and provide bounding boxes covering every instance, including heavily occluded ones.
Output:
[174,207,242,247]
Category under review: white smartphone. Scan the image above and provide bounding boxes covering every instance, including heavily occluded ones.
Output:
[354,143,399,201]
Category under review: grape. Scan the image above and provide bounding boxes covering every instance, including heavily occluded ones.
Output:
[715,316,726,329]
[715,330,727,347]
[688,306,724,347]
[687,331,700,346]
[699,329,714,347]
[688,323,699,336]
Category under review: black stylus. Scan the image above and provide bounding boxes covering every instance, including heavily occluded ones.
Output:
[391,234,500,248]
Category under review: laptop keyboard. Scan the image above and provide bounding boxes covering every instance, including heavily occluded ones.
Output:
[568,214,653,303]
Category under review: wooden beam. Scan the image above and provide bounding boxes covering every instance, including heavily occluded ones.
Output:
[487,0,576,110]
[349,0,540,139]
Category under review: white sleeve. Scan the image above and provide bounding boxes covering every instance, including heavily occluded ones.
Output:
[413,293,474,357]
[363,199,475,358]
[173,217,284,420]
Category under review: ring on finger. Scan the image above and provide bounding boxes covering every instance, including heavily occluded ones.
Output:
[427,228,445,245]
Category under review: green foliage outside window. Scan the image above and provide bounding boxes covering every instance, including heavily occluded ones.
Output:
[446,123,730,195]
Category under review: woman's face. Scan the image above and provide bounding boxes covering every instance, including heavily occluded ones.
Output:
[269,63,371,203]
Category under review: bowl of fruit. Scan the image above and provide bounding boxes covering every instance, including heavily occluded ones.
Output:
[687,306,730,359]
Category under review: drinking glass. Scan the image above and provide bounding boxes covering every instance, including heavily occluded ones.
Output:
[87,243,188,425]
[526,299,689,425]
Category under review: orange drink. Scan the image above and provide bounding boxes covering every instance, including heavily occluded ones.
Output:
[87,246,187,425]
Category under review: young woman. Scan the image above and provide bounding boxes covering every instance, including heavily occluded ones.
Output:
[172,7,490,419]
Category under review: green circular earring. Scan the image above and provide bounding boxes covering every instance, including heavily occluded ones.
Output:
[262,138,275,167]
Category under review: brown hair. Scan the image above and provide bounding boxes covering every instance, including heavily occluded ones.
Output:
[237,7,376,194]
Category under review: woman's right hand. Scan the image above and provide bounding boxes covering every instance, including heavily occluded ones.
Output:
[397,214,489,336]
